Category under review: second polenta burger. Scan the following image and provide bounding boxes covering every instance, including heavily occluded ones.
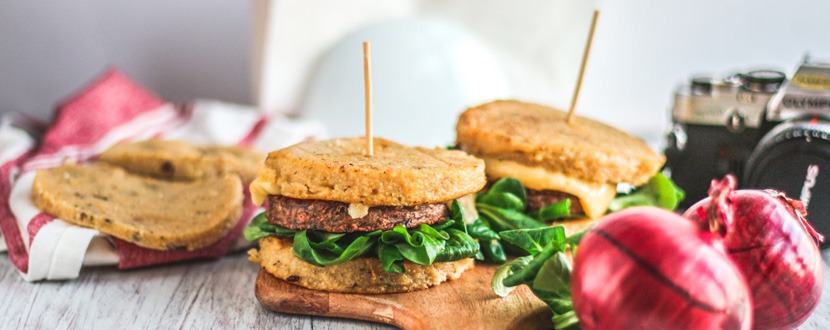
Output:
[246,137,486,293]
[456,100,668,234]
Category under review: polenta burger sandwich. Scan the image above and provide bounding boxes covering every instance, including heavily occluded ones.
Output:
[456,100,680,235]
[245,137,487,293]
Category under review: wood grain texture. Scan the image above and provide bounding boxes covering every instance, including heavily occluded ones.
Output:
[0,250,827,329]
[255,263,551,330]
[0,254,389,330]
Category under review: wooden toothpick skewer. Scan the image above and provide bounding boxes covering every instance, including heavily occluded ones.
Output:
[363,41,374,156]
[567,10,600,124]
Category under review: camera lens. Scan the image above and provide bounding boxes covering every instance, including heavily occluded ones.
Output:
[740,70,786,93]
[744,118,830,248]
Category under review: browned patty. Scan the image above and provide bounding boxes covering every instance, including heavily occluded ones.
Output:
[266,195,450,233]
[525,188,585,215]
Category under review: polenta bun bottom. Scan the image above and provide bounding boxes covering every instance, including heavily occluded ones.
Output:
[249,236,474,294]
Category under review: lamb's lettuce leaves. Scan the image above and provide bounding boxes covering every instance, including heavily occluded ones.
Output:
[499,226,566,255]
[478,177,527,211]
[536,199,578,222]
[244,201,479,273]
[608,172,685,212]
[243,213,296,241]
[467,219,506,263]
[293,230,379,267]
[475,172,684,329]
[491,226,579,329]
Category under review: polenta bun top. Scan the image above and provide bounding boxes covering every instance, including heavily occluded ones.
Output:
[456,100,665,186]
[250,137,486,206]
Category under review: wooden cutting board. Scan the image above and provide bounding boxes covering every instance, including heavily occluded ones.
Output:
[255,264,552,330]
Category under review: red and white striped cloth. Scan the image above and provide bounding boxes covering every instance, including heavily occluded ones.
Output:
[0,69,325,281]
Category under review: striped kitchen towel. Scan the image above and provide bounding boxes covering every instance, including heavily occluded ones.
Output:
[0,69,325,281]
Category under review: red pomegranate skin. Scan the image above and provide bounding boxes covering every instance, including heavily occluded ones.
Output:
[685,190,824,330]
[572,207,753,330]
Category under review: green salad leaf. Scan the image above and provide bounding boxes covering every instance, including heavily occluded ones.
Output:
[294,230,379,267]
[499,226,566,255]
[492,226,580,329]
[435,228,481,262]
[475,174,683,259]
[243,213,297,241]
[536,199,577,222]
[478,177,527,211]
[533,252,579,330]
[491,255,532,297]
[477,204,545,232]
[502,238,564,287]
[607,172,685,212]
[467,219,506,263]
[244,200,480,273]
[380,225,444,266]
[479,174,683,329]
[564,227,589,246]
[435,200,493,263]
[377,244,406,273]
[478,192,525,212]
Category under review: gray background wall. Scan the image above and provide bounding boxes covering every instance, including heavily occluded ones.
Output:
[3,0,830,140]
[0,1,252,121]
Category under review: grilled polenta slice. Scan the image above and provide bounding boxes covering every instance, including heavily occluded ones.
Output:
[250,236,474,294]
[456,100,664,186]
[249,137,485,206]
[99,139,263,182]
[32,163,243,250]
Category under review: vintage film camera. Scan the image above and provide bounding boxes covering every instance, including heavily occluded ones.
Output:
[664,56,830,246]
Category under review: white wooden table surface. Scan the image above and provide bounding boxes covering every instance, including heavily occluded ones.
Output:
[1,250,828,329]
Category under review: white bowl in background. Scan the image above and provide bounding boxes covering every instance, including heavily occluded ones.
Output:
[301,17,511,147]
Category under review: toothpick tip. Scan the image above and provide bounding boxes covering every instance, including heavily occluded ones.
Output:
[566,8,600,125]
[363,41,374,156]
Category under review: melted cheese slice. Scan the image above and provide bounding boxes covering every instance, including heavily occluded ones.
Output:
[455,194,479,224]
[250,177,279,206]
[482,157,616,219]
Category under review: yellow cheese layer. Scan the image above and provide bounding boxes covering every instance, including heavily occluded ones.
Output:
[250,176,279,206]
[482,157,616,219]
[455,194,479,224]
